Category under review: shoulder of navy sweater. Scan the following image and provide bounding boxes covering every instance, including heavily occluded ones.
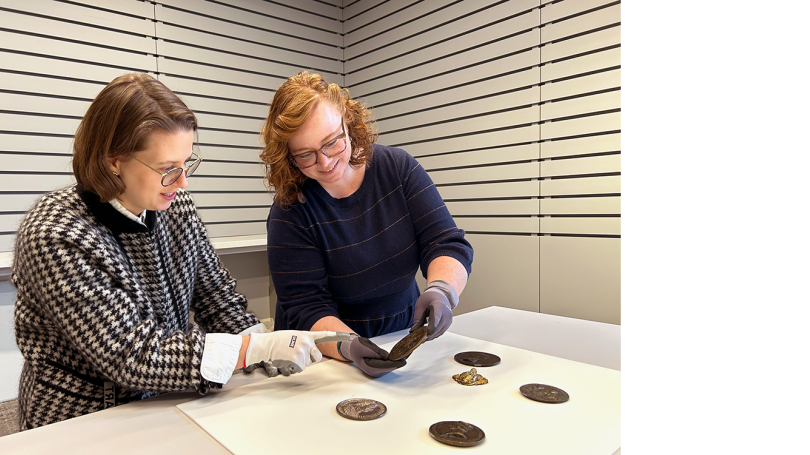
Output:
[371,143,417,179]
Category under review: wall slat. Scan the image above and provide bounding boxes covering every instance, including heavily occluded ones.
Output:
[0,31,157,71]
[344,0,448,47]
[0,10,154,53]
[0,113,81,136]
[195,113,265,136]
[380,107,540,146]
[154,4,342,59]
[372,69,540,120]
[0,51,145,83]
[190,193,272,207]
[175,94,270,120]
[197,207,270,224]
[446,200,539,217]
[204,221,266,238]
[343,0,387,22]
[430,162,539,186]
[418,145,538,170]
[2,0,154,34]
[377,87,540,134]
[0,175,75,192]
[195,146,264,164]
[403,126,540,158]
[539,112,621,140]
[0,154,72,173]
[0,134,74,154]
[540,70,621,102]
[0,235,16,252]
[540,133,621,159]
[357,51,538,105]
[455,217,539,234]
[347,30,540,92]
[541,48,620,83]
[159,75,273,105]
[540,0,617,25]
[540,197,620,215]
[156,0,342,46]
[540,3,621,44]
[540,26,620,64]
[345,0,537,75]
[540,217,619,236]
[155,24,342,74]
[541,155,620,178]
[183,178,266,192]
[541,91,620,121]
[436,181,539,201]
[540,175,620,196]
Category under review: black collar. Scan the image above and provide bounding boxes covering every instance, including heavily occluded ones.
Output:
[76,185,156,234]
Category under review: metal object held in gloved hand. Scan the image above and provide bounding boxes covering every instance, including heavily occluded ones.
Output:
[339,335,406,378]
[411,280,458,341]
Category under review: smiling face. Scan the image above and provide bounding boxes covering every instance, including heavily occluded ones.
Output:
[287,101,355,191]
[108,129,195,215]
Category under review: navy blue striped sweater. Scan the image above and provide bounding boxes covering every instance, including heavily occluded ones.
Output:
[267,145,473,338]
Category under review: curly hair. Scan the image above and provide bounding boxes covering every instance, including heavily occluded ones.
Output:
[260,70,377,206]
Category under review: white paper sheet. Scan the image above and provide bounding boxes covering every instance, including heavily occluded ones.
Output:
[177,332,620,454]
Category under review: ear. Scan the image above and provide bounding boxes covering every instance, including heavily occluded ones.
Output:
[108,156,123,175]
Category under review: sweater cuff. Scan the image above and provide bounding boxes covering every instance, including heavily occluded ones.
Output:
[201,333,243,384]
[239,322,268,336]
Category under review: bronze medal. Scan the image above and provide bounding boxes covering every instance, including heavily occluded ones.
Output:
[429,421,485,447]
[519,383,570,403]
[388,325,428,361]
[335,398,387,421]
[454,351,501,367]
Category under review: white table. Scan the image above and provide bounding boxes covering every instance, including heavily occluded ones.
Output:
[0,306,620,453]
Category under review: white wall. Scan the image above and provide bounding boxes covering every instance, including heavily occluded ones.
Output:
[0,281,23,401]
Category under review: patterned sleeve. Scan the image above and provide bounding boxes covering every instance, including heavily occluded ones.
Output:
[13,207,208,393]
[185,202,261,334]
[266,205,340,331]
[399,150,474,277]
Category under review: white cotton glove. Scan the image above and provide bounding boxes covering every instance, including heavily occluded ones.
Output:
[245,330,336,376]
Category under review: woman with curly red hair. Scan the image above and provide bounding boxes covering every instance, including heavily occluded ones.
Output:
[261,71,474,378]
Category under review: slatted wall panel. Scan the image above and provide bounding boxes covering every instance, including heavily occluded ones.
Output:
[153,0,342,239]
[0,0,343,254]
[344,0,621,324]
[0,0,156,252]
[538,0,620,324]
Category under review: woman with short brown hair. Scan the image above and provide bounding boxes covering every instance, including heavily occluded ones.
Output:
[13,73,335,430]
[260,71,474,378]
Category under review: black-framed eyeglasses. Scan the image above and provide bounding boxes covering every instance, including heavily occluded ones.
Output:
[133,151,203,187]
[290,121,347,169]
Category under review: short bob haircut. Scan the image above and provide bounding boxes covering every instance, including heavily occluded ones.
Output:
[260,70,377,206]
[72,73,197,202]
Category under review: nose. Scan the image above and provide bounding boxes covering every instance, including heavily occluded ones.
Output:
[173,170,189,190]
[316,148,335,167]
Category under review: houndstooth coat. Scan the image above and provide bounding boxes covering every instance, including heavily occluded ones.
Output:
[12,185,260,429]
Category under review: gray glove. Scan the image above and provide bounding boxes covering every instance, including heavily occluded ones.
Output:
[339,335,406,378]
[245,360,280,377]
[411,280,458,341]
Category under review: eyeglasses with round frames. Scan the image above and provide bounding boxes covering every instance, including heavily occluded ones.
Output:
[290,121,347,169]
[133,151,203,187]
